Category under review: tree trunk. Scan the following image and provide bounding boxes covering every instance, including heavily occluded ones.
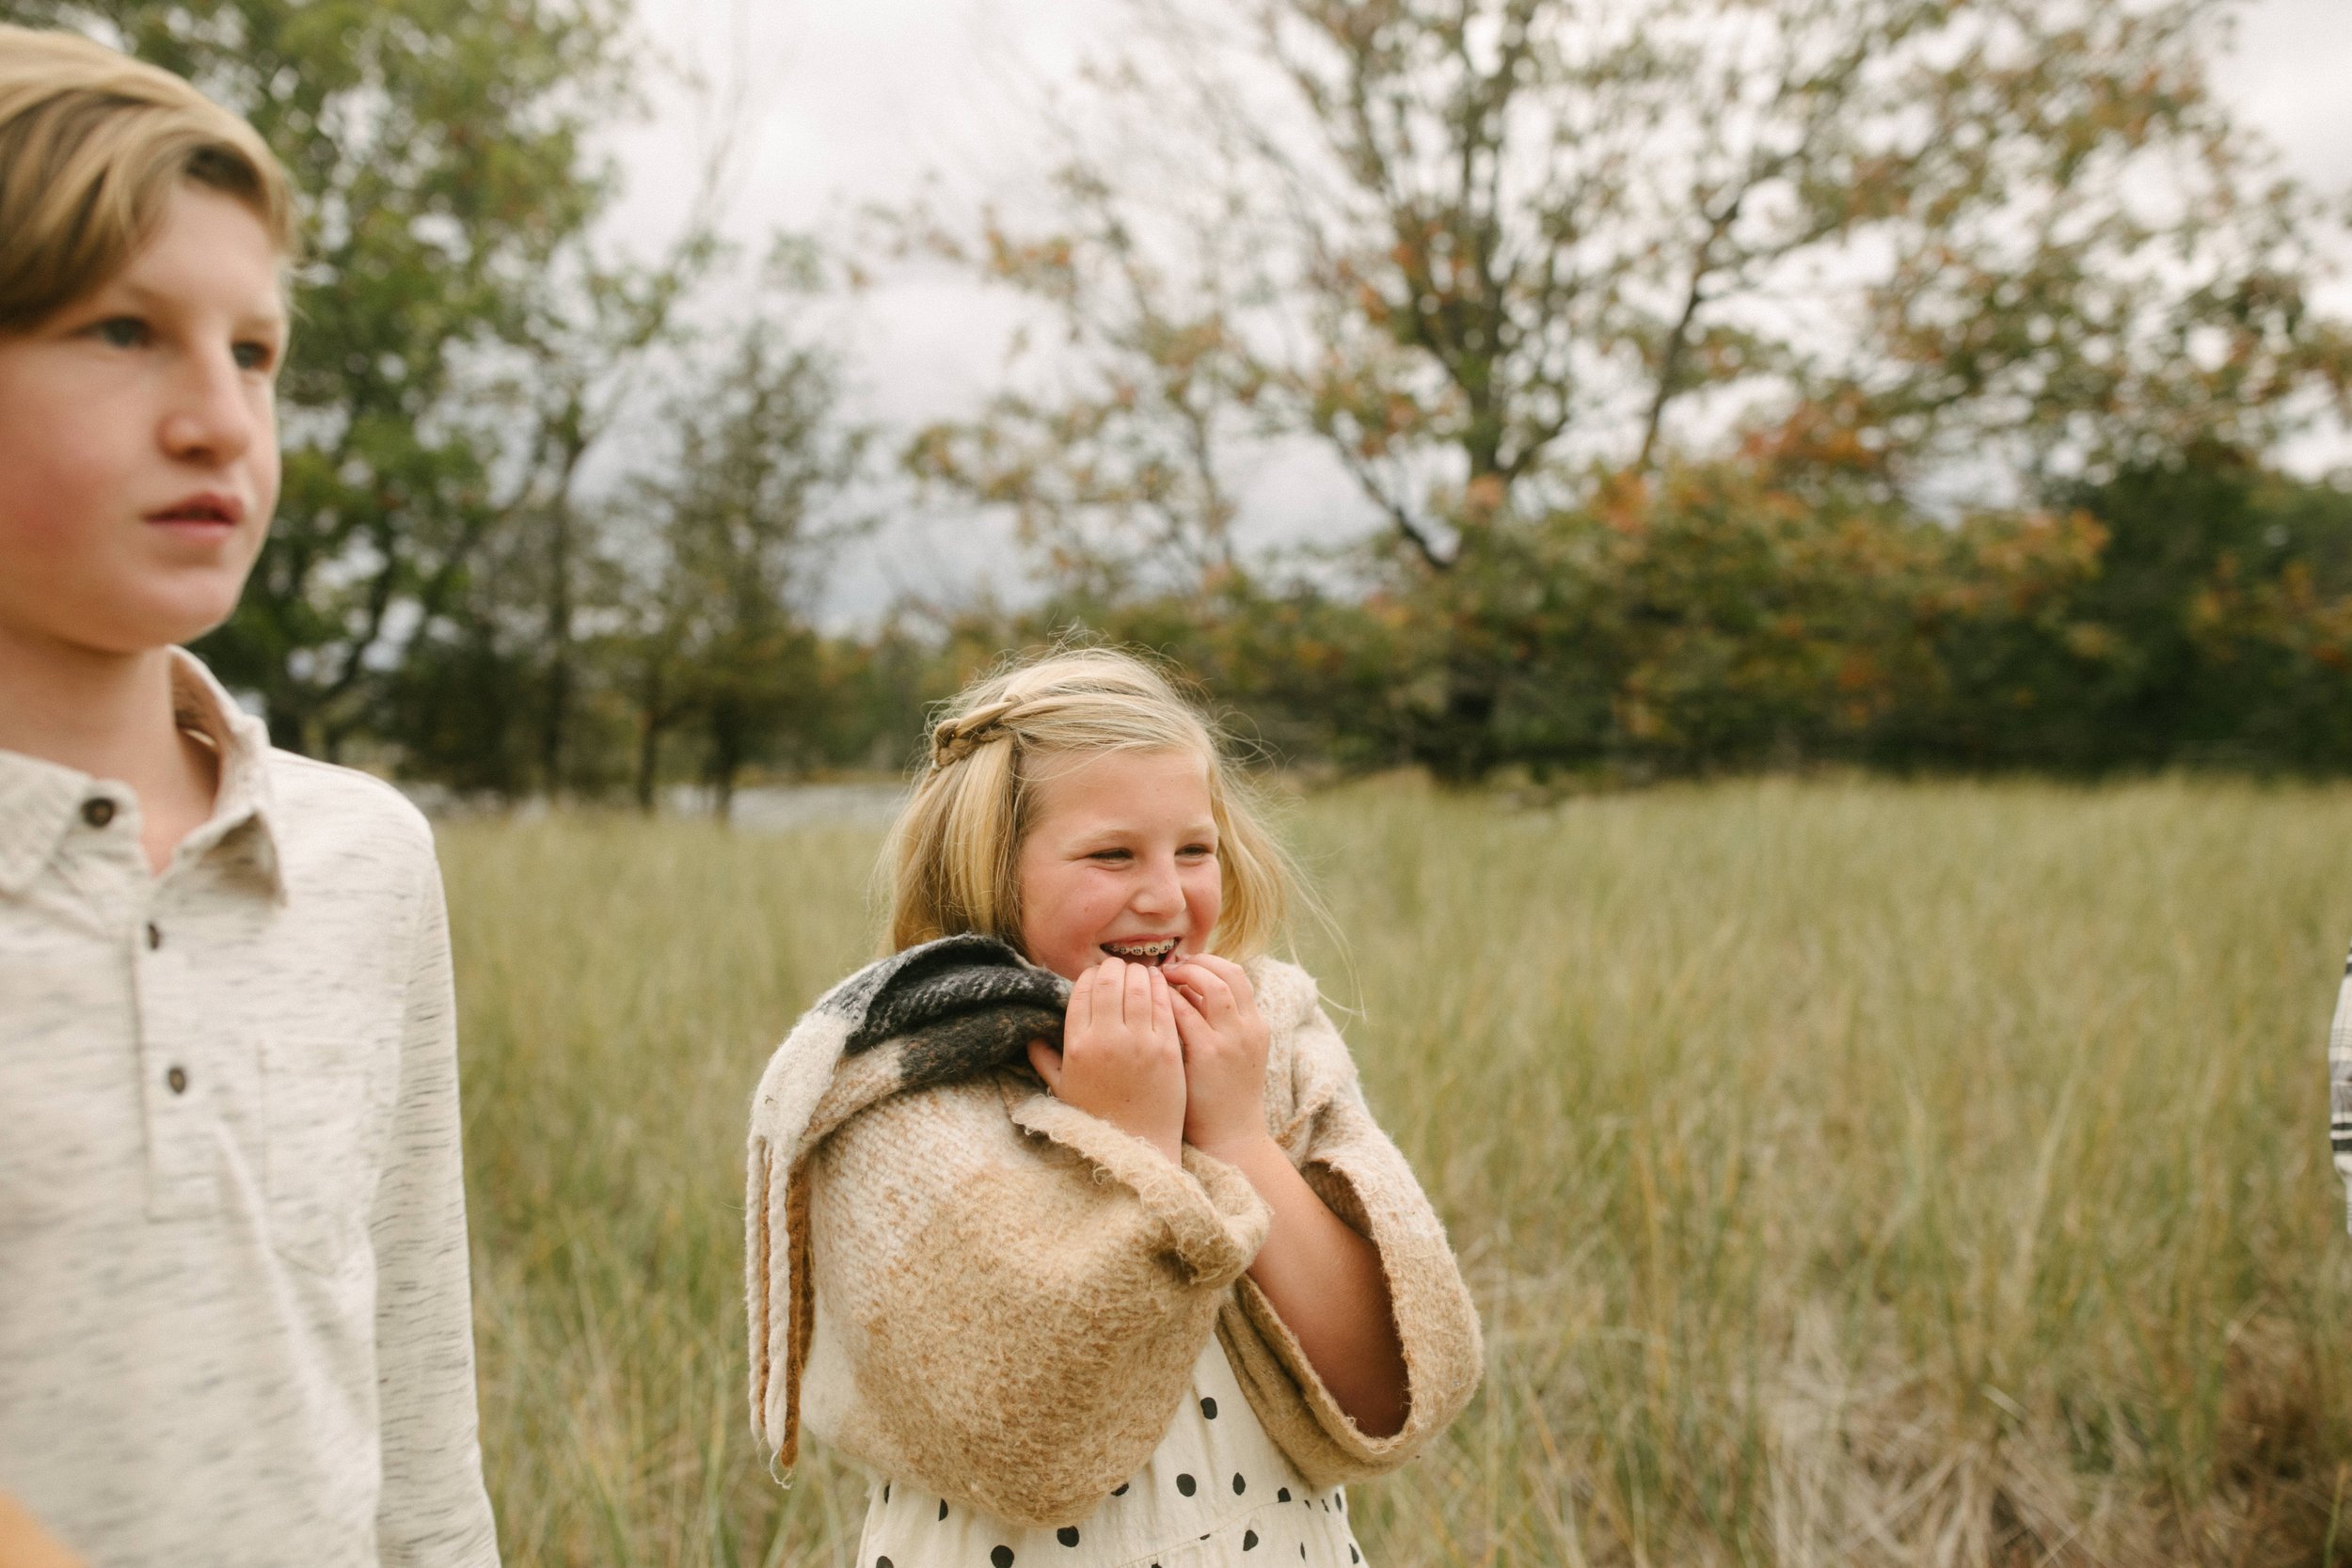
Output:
[539,501,575,800]
[633,662,667,814]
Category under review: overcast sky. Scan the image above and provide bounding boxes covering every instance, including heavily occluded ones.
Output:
[602,0,2352,625]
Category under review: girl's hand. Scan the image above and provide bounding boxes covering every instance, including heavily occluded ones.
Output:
[1026,958,1188,1163]
[1163,955,1272,1161]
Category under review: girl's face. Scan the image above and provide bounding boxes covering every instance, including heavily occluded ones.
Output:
[1014,746,1223,981]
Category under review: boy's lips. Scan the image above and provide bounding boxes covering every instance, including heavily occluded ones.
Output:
[145,492,246,531]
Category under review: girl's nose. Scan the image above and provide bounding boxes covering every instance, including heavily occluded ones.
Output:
[1130,856,1184,917]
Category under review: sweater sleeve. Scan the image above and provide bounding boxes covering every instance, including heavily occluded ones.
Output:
[371,846,501,1567]
[1217,978,1485,1488]
[803,1071,1271,1528]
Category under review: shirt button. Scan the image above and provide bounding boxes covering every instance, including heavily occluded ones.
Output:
[81,799,116,828]
[166,1066,188,1095]
[146,922,163,951]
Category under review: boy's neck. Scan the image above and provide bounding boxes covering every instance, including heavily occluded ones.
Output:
[0,628,221,868]
[0,626,185,778]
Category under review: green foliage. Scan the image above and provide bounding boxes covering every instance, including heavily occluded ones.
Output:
[2,0,660,756]
[912,0,2351,576]
[611,324,871,811]
[14,0,2347,793]
[897,0,2352,789]
[981,444,2352,783]
[1900,445,2352,772]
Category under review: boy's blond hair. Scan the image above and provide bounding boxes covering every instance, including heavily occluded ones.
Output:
[0,25,295,332]
[885,647,1297,961]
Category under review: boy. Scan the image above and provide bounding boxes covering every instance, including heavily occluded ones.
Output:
[0,27,499,1568]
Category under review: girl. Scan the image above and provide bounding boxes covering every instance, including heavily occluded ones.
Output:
[746,649,1482,1565]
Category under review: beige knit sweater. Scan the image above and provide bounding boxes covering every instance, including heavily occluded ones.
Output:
[745,947,1484,1528]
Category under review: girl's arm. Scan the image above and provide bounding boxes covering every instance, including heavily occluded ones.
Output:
[1192,1130,1411,1435]
[1167,955,1410,1433]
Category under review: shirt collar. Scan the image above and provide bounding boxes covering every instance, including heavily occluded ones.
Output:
[0,649,287,899]
[167,648,287,898]
[0,747,87,896]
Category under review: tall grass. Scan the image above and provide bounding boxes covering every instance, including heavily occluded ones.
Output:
[443,778,2352,1567]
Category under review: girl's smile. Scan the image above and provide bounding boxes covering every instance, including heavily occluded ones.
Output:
[1014,747,1223,982]
[1099,935,1180,965]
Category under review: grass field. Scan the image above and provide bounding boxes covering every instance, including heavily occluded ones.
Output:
[442,777,2352,1567]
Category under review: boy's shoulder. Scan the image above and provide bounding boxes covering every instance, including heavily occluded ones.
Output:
[260,746,436,869]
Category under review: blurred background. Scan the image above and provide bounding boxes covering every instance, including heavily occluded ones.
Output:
[11,4,2352,1565]
[9,0,2352,805]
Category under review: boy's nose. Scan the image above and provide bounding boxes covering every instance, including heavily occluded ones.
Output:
[159,346,260,464]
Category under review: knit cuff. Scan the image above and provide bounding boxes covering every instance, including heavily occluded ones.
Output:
[1005,1088,1270,1287]
[1227,1146,1483,1481]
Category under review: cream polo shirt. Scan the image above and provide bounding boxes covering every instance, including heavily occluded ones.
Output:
[0,650,499,1568]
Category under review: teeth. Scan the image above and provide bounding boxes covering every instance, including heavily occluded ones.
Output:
[1104,938,1177,961]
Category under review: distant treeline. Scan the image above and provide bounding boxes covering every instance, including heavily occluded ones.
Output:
[1065,443,2352,784]
[331,437,2352,799]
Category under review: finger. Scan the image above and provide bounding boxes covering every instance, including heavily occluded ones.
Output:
[1122,955,1152,1029]
[1168,986,1212,1052]
[1194,957,1263,1031]
[1067,969,1093,1037]
[1148,965,1178,1041]
[1191,953,1253,1004]
[1085,958,1122,1027]
[1164,959,1235,1018]
[1025,1038,1064,1092]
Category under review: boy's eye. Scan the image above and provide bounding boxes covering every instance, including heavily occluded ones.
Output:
[92,316,151,349]
[232,339,277,372]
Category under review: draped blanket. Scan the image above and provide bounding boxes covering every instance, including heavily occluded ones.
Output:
[745,938,1486,1525]
[745,934,1068,1464]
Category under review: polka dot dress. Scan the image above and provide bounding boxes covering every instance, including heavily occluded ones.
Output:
[855,1334,1368,1567]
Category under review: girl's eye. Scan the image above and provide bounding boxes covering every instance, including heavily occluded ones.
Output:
[232,340,277,372]
[1179,844,1216,859]
[1089,848,1132,863]
[92,316,151,349]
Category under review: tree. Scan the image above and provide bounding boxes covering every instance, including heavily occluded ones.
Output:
[908,0,2351,773]
[5,0,713,758]
[614,321,869,815]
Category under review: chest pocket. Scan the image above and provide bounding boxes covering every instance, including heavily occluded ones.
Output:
[262,1036,394,1275]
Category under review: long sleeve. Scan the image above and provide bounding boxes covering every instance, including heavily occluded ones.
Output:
[371,848,500,1566]
[1217,968,1485,1487]
[801,1070,1272,1528]
[2331,945,2352,1236]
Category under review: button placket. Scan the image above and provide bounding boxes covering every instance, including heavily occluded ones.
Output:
[129,911,214,1219]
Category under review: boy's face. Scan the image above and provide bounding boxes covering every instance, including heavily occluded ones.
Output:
[0,182,285,659]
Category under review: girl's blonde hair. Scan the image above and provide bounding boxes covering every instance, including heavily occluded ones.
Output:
[0,25,297,333]
[884,647,1296,961]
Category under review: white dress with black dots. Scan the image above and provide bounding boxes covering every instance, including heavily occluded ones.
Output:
[856,1334,1367,1568]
